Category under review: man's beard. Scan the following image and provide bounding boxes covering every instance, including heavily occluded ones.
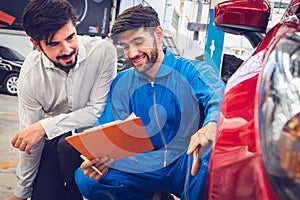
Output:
[144,48,158,69]
[54,50,77,71]
[129,40,158,72]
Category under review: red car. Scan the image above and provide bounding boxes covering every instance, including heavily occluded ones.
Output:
[207,0,300,199]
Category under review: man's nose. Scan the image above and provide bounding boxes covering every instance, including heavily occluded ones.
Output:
[61,41,72,55]
[127,47,139,59]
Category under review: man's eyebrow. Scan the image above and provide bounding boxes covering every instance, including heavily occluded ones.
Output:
[48,32,76,45]
[67,32,76,39]
[119,36,144,46]
[131,37,144,43]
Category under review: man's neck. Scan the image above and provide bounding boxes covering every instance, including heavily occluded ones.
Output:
[56,65,71,74]
[54,63,74,74]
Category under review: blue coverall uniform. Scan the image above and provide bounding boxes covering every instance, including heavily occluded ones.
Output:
[75,50,225,200]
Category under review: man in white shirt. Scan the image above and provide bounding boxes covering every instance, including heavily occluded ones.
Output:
[5,0,117,199]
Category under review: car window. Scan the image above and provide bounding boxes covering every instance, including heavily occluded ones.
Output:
[0,46,25,62]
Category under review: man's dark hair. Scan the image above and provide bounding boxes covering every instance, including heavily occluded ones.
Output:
[22,0,78,44]
[111,4,160,43]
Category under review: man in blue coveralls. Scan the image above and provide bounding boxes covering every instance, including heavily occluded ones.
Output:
[75,4,225,200]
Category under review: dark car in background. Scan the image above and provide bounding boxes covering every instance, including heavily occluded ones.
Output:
[206,0,300,199]
[115,44,131,72]
[0,45,24,95]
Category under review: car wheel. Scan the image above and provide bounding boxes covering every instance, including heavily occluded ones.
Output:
[117,57,128,71]
[4,73,19,96]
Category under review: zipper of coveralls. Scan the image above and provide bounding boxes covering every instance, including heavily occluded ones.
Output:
[150,80,168,167]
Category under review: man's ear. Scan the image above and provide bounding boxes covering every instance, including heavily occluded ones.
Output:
[30,38,42,52]
[155,26,164,44]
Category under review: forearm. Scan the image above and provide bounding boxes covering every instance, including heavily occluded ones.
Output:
[40,106,99,139]
[41,51,117,140]
[198,63,225,126]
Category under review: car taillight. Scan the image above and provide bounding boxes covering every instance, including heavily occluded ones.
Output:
[259,32,300,199]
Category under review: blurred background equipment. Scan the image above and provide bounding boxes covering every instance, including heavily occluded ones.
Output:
[0,0,118,37]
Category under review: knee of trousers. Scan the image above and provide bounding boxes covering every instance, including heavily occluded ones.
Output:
[75,168,97,198]
[75,168,139,200]
[57,133,72,152]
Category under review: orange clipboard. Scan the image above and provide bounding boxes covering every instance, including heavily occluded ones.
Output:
[65,117,154,160]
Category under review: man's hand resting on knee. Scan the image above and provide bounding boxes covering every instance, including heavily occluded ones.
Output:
[11,122,46,154]
[187,122,217,176]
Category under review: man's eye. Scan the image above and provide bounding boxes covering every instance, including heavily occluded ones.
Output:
[49,42,58,47]
[135,41,143,46]
[67,35,75,41]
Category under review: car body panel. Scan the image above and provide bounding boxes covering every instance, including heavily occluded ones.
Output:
[215,0,271,34]
[207,0,300,199]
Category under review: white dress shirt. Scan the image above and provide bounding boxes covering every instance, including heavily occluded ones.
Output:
[14,36,117,198]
